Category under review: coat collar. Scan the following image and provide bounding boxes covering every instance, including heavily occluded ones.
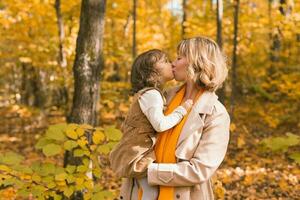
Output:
[193,90,218,115]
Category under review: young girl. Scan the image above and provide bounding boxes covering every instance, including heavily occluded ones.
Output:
[109,49,193,200]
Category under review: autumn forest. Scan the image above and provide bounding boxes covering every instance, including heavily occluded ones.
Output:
[0,0,299,199]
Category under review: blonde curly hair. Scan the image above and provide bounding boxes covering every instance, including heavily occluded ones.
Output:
[177,36,228,92]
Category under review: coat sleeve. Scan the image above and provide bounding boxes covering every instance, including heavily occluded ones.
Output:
[147,106,230,187]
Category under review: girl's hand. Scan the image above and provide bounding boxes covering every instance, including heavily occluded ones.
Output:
[181,99,193,111]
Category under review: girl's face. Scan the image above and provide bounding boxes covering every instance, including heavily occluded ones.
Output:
[172,55,189,82]
[154,58,174,83]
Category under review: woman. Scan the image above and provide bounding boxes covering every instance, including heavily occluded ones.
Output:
[119,36,230,200]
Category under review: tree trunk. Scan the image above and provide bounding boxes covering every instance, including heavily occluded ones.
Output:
[216,0,225,103]
[124,13,131,82]
[64,1,106,199]
[20,63,45,108]
[31,67,45,108]
[54,0,69,112]
[68,0,106,126]
[20,63,30,105]
[132,0,137,59]
[230,0,239,119]
[19,21,46,108]
[279,0,293,16]
[54,0,67,68]
[216,0,223,49]
[269,0,293,76]
[202,0,207,16]
[181,0,187,39]
[107,18,121,82]
[209,0,213,11]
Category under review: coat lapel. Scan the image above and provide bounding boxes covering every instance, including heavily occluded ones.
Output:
[164,85,218,145]
[176,89,218,146]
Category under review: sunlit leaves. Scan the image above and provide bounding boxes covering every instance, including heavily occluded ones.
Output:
[66,129,78,140]
[35,138,54,150]
[0,152,24,165]
[289,153,300,164]
[42,144,62,157]
[65,165,76,174]
[91,190,114,200]
[45,123,67,141]
[261,132,299,152]
[0,123,121,198]
[261,132,300,164]
[104,126,122,141]
[97,145,111,155]
[92,131,105,144]
[64,140,78,150]
[63,187,74,198]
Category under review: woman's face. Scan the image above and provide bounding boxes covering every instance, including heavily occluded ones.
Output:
[172,55,189,82]
[154,59,174,83]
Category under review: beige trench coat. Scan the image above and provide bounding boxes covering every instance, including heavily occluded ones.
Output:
[118,85,230,200]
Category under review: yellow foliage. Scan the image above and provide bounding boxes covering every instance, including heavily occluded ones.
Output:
[76,128,85,137]
[237,135,246,148]
[92,131,105,144]
[66,129,78,140]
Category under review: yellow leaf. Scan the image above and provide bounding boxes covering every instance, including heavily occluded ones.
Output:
[237,135,246,148]
[63,187,73,197]
[92,131,105,144]
[55,173,67,181]
[81,124,93,129]
[106,100,115,109]
[20,174,32,180]
[67,124,79,129]
[213,180,225,199]
[230,123,236,132]
[214,185,225,199]
[119,103,129,112]
[76,128,85,137]
[56,180,66,186]
[48,182,56,189]
[243,175,253,185]
[83,150,90,156]
[84,193,92,200]
[32,174,41,182]
[66,129,78,140]
[84,180,94,190]
[0,165,11,172]
[279,179,289,191]
[75,177,84,185]
[101,111,116,121]
[77,138,88,149]
[90,145,97,151]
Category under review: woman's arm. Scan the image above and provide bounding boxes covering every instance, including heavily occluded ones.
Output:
[147,105,230,186]
[138,89,188,132]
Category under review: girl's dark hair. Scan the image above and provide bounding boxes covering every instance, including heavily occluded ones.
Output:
[130,49,168,94]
